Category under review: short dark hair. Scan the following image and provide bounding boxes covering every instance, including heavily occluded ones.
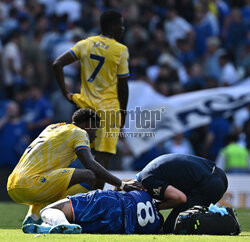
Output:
[100,10,122,34]
[72,108,100,126]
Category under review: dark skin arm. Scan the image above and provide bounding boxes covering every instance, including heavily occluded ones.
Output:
[76,148,143,191]
[54,50,129,128]
[52,51,77,103]
[117,77,128,128]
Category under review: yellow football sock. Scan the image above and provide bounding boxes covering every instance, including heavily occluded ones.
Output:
[26,204,45,219]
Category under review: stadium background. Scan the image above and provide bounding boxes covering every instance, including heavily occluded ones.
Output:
[0,0,250,210]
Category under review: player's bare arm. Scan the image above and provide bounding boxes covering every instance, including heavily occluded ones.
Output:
[117,77,129,128]
[157,185,187,210]
[52,51,77,103]
[76,148,143,191]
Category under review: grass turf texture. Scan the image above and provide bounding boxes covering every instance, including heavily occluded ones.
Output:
[0,202,249,241]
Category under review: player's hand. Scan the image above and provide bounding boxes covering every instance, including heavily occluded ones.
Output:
[65,92,75,104]
[122,180,146,192]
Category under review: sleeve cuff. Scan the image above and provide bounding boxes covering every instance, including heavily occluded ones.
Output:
[117,73,130,78]
[160,183,169,201]
[70,49,78,60]
[75,146,90,152]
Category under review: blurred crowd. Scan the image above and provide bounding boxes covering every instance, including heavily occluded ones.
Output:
[0,0,249,173]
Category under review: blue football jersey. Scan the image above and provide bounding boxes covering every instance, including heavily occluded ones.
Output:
[68,190,161,234]
[68,190,124,234]
[121,190,162,234]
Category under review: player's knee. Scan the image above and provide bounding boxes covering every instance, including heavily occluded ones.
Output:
[71,169,96,188]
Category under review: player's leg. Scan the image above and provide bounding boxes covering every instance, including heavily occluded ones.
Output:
[23,204,44,226]
[67,190,124,233]
[93,110,120,189]
[42,199,81,234]
[23,198,81,234]
[23,168,95,228]
[25,191,124,234]
[200,167,228,204]
[62,168,96,197]
[23,169,95,221]
[42,198,74,222]
[21,169,74,227]
[8,188,46,226]
[68,169,96,190]
[32,190,123,234]
[25,168,96,224]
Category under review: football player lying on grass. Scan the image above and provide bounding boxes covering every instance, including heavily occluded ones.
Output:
[22,189,164,234]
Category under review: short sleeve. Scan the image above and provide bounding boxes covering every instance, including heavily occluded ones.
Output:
[70,40,85,60]
[72,129,91,152]
[117,47,130,78]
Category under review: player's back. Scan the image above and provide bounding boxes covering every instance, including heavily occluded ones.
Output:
[137,154,216,194]
[71,35,129,108]
[8,123,89,189]
[121,191,162,234]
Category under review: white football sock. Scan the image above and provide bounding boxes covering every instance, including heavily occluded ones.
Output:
[40,208,70,226]
[41,222,52,227]
[28,213,39,221]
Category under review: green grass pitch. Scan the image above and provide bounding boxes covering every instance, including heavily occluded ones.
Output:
[0,202,249,242]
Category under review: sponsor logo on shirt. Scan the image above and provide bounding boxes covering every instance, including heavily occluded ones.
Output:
[153,187,162,197]
[61,169,70,174]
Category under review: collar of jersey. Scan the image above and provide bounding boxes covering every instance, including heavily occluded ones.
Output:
[99,34,114,40]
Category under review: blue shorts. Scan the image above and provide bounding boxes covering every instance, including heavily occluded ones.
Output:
[68,190,124,234]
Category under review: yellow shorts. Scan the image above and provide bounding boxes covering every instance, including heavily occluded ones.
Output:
[72,94,120,154]
[8,168,75,205]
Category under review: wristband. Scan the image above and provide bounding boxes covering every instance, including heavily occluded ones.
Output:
[120,181,126,190]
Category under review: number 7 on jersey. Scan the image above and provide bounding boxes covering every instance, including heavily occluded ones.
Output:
[87,54,105,82]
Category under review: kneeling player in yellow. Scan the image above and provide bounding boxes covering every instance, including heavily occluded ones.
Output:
[7,109,141,227]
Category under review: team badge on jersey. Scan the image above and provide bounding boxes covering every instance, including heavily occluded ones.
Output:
[153,187,162,197]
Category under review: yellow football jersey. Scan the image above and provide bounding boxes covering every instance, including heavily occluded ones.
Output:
[7,123,90,190]
[70,35,129,109]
